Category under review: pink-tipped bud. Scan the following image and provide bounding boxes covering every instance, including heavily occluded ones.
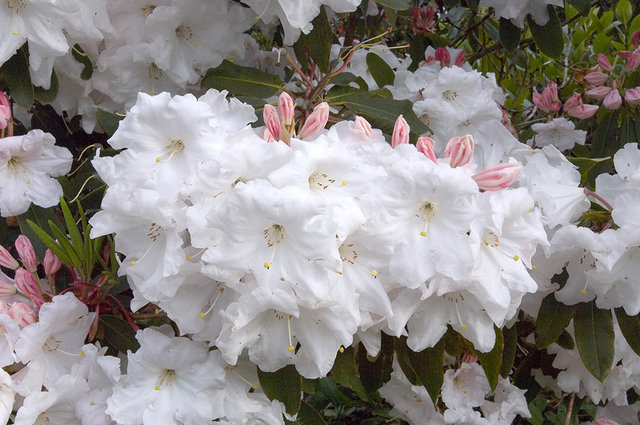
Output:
[9,302,35,327]
[14,268,41,298]
[411,5,437,35]
[597,54,613,71]
[43,249,61,276]
[391,115,410,148]
[15,236,37,273]
[454,50,466,67]
[603,88,622,110]
[354,116,375,141]
[617,50,633,58]
[260,128,275,143]
[593,418,620,425]
[0,245,19,270]
[263,104,281,141]
[472,163,521,191]
[625,87,640,105]
[278,92,294,127]
[445,135,474,167]
[533,82,561,112]
[461,353,478,363]
[0,92,11,131]
[585,86,612,99]
[624,50,640,72]
[298,102,329,140]
[0,281,16,297]
[584,71,609,86]
[0,300,8,313]
[416,136,437,162]
[435,48,450,67]
[632,29,640,49]
[564,93,599,119]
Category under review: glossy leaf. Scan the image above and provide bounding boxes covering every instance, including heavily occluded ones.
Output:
[71,44,93,80]
[477,326,503,391]
[257,365,302,415]
[99,315,140,353]
[331,346,371,402]
[615,307,640,357]
[296,7,332,73]
[357,334,393,395]
[500,325,517,378]
[574,301,614,382]
[499,18,521,52]
[374,0,410,10]
[406,338,444,403]
[289,401,327,425]
[366,53,395,88]
[528,6,564,59]
[96,109,124,137]
[2,45,34,108]
[535,293,577,348]
[202,60,282,99]
[34,70,59,104]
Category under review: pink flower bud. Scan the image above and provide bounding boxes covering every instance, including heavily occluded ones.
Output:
[472,163,521,191]
[15,236,37,273]
[9,302,35,327]
[633,29,640,49]
[354,116,375,141]
[445,135,474,167]
[416,136,437,162]
[624,49,640,72]
[597,54,613,71]
[585,86,612,99]
[43,249,61,275]
[533,82,561,112]
[603,89,622,110]
[462,353,478,363]
[584,71,609,86]
[454,50,466,67]
[260,128,275,143]
[278,92,295,127]
[593,418,620,425]
[435,48,450,67]
[0,300,8,313]
[391,115,410,148]
[564,93,599,119]
[411,5,437,35]
[263,104,281,141]
[0,281,16,297]
[0,245,19,270]
[298,102,329,140]
[14,268,41,298]
[0,92,11,131]
[625,87,640,105]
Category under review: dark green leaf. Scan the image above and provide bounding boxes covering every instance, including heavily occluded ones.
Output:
[407,338,444,403]
[59,197,85,261]
[500,325,517,378]
[499,18,522,52]
[374,0,410,10]
[331,346,371,402]
[357,334,393,395]
[477,326,503,391]
[71,44,93,80]
[620,114,635,146]
[257,365,302,415]
[34,70,59,104]
[528,6,564,59]
[99,315,140,353]
[615,307,640,357]
[18,205,61,261]
[96,109,124,137]
[330,72,358,86]
[47,220,83,271]
[568,0,590,15]
[574,301,614,381]
[535,293,577,348]
[393,337,420,386]
[556,330,575,350]
[290,401,327,425]
[366,53,395,88]
[296,7,332,73]
[2,45,34,108]
[202,60,282,99]
[615,0,633,24]
[566,156,611,175]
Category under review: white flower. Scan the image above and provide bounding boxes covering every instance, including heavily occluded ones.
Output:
[531,118,587,151]
[442,362,490,422]
[0,369,14,425]
[479,0,564,27]
[14,374,88,425]
[0,129,72,217]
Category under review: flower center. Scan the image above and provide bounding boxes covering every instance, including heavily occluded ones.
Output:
[7,0,26,12]
[155,138,184,163]
[308,171,346,191]
[175,24,193,40]
[263,224,284,269]
[482,231,519,261]
[7,157,25,175]
[141,5,155,17]
[43,336,61,352]
[338,243,377,277]
[155,369,176,390]
[417,201,436,236]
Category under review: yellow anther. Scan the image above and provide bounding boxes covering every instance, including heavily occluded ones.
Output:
[288,345,295,352]
[513,255,519,261]
[341,179,348,185]
[151,90,156,95]
[154,385,160,391]
[420,231,427,237]
[580,289,587,294]
[371,269,377,277]
[263,262,271,269]
[186,255,192,260]
[193,43,198,47]
[461,325,468,330]
[155,156,162,162]
[12,31,18,35]
[532,265,536,270]
[129,261,136,266]
[339,346,345,353]
[199,312,205,318]
[26,180,30,184]
[90,401,95,405]
[80,351,84,356]
[253,383,258,389]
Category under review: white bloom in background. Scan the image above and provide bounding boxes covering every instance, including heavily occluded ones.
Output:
[596,143,640,228]
[442,362,490,424]
[481,378,530,424]
[531,118,587,151]
[479,0,564,27]
[0,369,14,425]
[0,313,20,367]
[0,129,72,217]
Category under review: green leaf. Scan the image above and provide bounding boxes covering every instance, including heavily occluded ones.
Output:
[591,110,621,158]
[556,330,575,350]
[2,45,34,109]
[202,60,282,99]
[366,53,395,88]
[615,308,640,357]
[59,197,85,261]
[96,109,124,137]
[374,0,410,10]
[500,325,517,378]
[47,220,83,271]
[620,114,635,146]
[25,219,71,265]
[574,301,615,381]
[631,14,640,34]
[615,0,633,24]
[330,72,358,86]
[336,91,429,140]
[18,205,61,261]
[296,7,332,73]
[528,6,564,59]
[34,70,59,104]
[71,44,93,80]
[406,338,444,403]
[99,315,140,353]
[535,293,577,348]
[566,156,611,175]
[257,365,302,416]
[289,401,327,425]
[393,337,420,386]
[331,346,371,402]
[357,334,393,395]
[593,33,613,55]
[477,326,503,391]
[568,0,590,15]
[499,18,522,52]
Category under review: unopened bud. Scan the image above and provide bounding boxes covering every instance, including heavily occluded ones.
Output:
[603,89,622,110]
[472,163,521,191]
[263,104,281,141]
[624,50,640,72]
[298,102,329,140]
[15,236,37,273]
[0,92,11,131]
[593,418,620,425]
[454,50,466,67]
[43,249,62,276]
[624,87,640,105]
[585,86,612,99]
[564,93,599,120]
[278,92,294,127]
[14,268,41,298]
[354,116,375,141]
[445,135,474,167]
[391,115,410,148]
[584,71,609,86]
[260,128,275,143]
[435,48,450,67]
[416,137,437,162]
[597,54,613,71]
[9,302,35,327]
[632,29,640,49]
[0,281,16,297]
[0,245,19,270]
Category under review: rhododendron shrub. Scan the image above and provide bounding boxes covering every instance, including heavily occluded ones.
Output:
[1,1,640,424]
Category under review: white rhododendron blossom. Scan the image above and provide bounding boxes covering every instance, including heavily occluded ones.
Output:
[479,0,564,27]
